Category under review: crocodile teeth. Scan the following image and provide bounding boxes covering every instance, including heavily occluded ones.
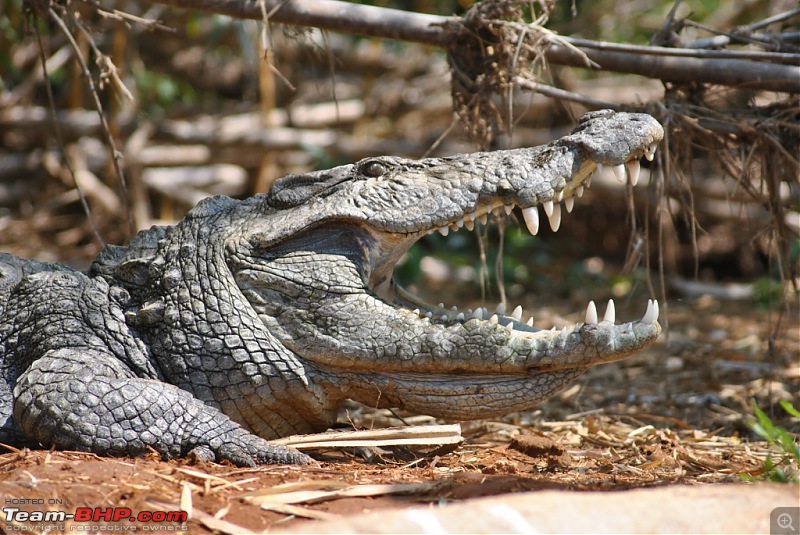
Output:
[526,318,534,327]
[456,312,465,321]
[564,196,575,213]
[472,308,484,320]
[522,206,540,235]
[478,213,488,225]
[603,299,616,323]
[555,190,564,203]
[511,305,523,321]
[642,299,660,323]
[438,227,449,236]
[504,204,514,216]
[495,302,506,315]
[543,200,554,217]
[626,160,641,186]
[489,314,499,324]
[548,203,561,232]
[576,185,584,198]
[464,219,475,231]
[585,301,598,325]
[596,163,604,174]
[612,164,626,183]
[645,143,657,161]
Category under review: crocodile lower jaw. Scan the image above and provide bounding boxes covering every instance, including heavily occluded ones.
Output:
[392,279,660,342]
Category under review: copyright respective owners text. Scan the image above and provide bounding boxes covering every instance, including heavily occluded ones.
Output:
[3,498,188,532]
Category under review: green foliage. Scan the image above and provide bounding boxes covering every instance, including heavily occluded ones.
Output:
[133,69,198,118]
[741,400,800,484]
[752,277,787,309]
[394,222,543,293]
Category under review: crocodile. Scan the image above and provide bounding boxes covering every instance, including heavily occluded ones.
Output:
[0,110,663,466]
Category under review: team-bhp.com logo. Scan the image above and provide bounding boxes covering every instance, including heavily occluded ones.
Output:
[3,503,188,531]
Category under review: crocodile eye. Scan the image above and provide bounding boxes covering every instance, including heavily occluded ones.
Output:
[362,161,388,177]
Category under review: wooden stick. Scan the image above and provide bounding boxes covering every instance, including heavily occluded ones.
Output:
[272,423,463,449]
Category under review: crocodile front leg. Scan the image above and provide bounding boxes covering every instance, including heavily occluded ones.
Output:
[2,257,307,466]
[13,348,308,466]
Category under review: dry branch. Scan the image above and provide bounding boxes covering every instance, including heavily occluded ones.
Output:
[272,423,463,449]
[143,0,800,93]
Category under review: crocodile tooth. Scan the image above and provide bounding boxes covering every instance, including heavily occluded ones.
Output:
[412,308,420,315]
[642,299,660,323]
[564,196,575,213]
[526,318,534,327]
[455,219,464,229]
[547,203,562,232]
[511,305,523,320]
[505,323,514,333]
[472,308,484,320]
[456,312,465,321]
[478,213,488,225]
[543,200,554,217]
[556,190,564,203]
[441,314,449,321]
[642,300,654,323]
[626,160,641,186]
[612,164,626,182]
[450,305,458,312]
[489,314,499,324]
[439,227,449,236]
[464,219,475,231]
[645,143,657,161]
[550,326,557,332]
[596,163,604,174]
[521,206,540,235]
[585,301,598,325]
[576,185,585,198]
[495,302,506,315]
[425,311,433,318]
[561,325,574,337]
[603,299,616,323]
[437,303,444,308]
[504,204,513,215]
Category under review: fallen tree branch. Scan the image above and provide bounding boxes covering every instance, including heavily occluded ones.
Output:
[143,0,800,93]
[272,423,463,449]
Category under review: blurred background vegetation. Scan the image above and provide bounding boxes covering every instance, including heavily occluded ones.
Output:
[0,0,797,313]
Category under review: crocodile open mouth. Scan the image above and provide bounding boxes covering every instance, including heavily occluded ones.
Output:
[380,143,661,338]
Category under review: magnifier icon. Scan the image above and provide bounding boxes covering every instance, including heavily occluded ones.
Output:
[778,512,796,532]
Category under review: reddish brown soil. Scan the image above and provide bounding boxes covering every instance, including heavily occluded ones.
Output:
[0,300,796,534]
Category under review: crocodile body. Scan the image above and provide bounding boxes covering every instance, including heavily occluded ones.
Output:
[0,110,663,466]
